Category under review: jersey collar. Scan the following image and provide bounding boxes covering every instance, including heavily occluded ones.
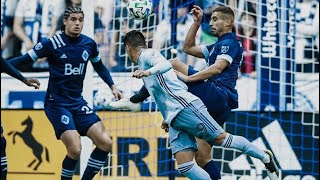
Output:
[218,32,236,42]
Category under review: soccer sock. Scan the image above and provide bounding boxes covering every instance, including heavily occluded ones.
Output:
[1,137,7,180]
[61,155,78,180]
[222,133,268,162]
[203,160,221,180]
[81,147,109,180]
[177,161,211,180]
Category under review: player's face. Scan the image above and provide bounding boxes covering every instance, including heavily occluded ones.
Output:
[209,12,227,37]
[64,13,84,37]
[125,45,137,64]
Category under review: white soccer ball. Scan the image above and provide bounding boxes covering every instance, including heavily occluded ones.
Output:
[127,0,153,20]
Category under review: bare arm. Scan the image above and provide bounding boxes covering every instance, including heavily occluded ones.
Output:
[176,59,229,82]
[183,5,205,58]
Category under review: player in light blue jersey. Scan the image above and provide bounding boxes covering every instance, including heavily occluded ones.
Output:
[8,7,123,180]
[123,30,279,180]
[1,57,40,180]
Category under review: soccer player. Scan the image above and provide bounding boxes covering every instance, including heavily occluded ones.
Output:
[8,7,123,180]
[123,29,279,179]
[1,57,40,180]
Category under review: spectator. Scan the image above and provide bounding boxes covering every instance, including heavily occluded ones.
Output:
[1,0,20,59]
[237,11,257,77]
[13,0,63,71]
[296,0,319,72]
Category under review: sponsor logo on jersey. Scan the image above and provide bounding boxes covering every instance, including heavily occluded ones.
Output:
[60,54,67,59]
[64,63,85,75]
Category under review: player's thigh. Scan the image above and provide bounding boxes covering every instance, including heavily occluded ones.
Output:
[87,121,112,152]
[170,58,189,75]
[60,130,82,154]
[169,126,198,156]
[73,101,101,136]
[44,103,76,139]
[171,100,225,142]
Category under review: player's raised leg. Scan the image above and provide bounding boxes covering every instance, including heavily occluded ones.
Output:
[82,121,112,180]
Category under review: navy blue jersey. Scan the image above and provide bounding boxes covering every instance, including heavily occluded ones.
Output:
[200,33,243,88]
[200,32,243,108]
[27,32,101,106]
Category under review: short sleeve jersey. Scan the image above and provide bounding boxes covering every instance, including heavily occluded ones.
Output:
[27,32,101,106]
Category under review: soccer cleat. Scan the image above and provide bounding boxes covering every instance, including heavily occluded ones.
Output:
[109,98,141,112]
[264,150,279,178]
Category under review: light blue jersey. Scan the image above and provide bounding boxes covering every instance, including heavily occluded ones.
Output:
[138,49,198,124]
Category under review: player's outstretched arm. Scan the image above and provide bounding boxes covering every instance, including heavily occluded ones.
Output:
[1,57,40,89]
[8,54,34,70]
[92,60,123,100]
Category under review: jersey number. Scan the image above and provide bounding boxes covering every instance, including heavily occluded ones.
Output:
[81,105,93,114]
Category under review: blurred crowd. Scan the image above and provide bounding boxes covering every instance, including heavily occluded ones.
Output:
[1,0,319,74]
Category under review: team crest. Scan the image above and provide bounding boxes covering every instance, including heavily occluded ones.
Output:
[221,46,229,53]
[82,50,89,61]
[35,42,43,50]
[61,115,69,125]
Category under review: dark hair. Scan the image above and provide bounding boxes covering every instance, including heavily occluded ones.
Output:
[63,6,84,19]
[123,30,146,47]
[212,5,235,20]
[60,6,84,31]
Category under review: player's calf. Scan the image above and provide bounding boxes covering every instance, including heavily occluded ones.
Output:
[175,151,211,180]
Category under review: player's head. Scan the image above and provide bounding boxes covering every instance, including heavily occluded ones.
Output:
[209,5,234,37]
[62,6,84,37]
[123,30,147,63]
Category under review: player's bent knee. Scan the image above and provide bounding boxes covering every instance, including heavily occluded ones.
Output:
[96,135,112,152]
[67,146,82,159]
[195,152,211,167]
[213,132,227,145]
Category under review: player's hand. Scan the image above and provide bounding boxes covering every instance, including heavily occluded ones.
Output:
[190,5,203,23]
[161,121,169,133]
[132,70,151,79]
[23,78,40,89]
[174,70,189,82]
[111,85,123,101]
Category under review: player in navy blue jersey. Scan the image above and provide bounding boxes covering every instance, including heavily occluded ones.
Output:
[1,57,40,180]
[8,7,123,180]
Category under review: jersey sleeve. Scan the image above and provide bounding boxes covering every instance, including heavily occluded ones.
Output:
[200,44,214,60]
[216,40,241,65]
[27,39,52,61]
[141,49,172,75]
[90,40,101,63]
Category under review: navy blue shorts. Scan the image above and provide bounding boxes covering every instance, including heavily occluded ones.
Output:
[187,66,231,126]
[44,99,101,139]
